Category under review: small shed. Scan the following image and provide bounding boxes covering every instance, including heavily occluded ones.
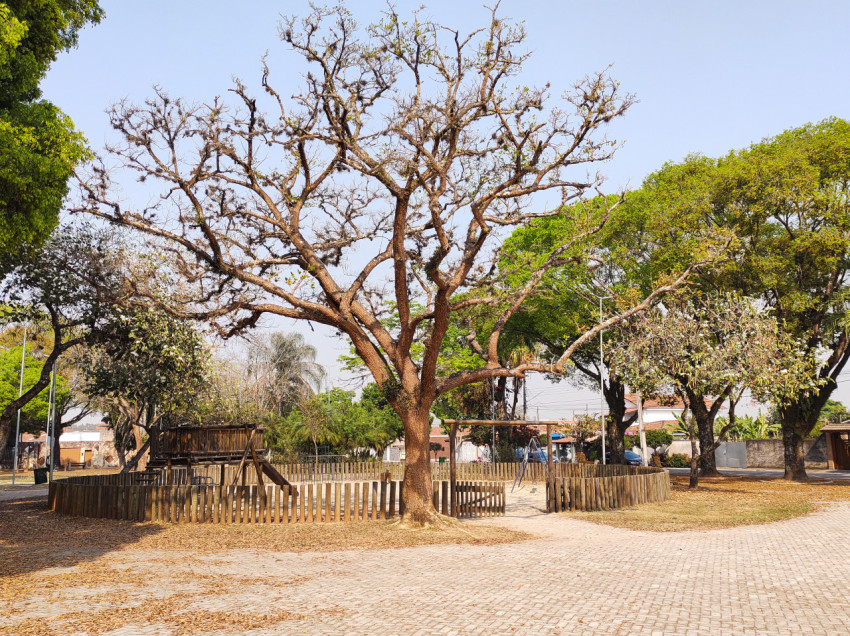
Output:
[822,420,850,470]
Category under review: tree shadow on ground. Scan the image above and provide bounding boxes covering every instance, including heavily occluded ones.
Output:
[0,496,165,578]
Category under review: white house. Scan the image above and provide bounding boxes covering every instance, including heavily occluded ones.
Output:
[623,394,684,429]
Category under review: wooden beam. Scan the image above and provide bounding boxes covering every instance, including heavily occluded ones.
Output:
[229,428,256,488]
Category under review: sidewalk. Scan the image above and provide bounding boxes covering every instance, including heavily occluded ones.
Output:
[0,486,48,502]
[666,467,850,481]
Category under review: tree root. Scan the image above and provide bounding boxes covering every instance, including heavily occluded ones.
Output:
[389,511,468,532]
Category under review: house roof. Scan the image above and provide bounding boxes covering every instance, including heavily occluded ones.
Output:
[821,420,850,432]
[625,394,686,409]
[625,420,679,435]
[624,394,723,411]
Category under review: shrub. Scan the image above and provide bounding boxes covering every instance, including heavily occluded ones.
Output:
[625,430,673,451]
[575,451,587,463]
[644,429,673,449]
[661,453,690,468]
[649,454,662,468]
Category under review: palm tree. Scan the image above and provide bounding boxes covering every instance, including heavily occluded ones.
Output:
[247,332,325,416]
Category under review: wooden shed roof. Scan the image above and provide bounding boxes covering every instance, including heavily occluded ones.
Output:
[821,420,850,432]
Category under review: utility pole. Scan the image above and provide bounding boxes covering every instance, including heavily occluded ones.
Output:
[637,390,648,467]
[11,325,27,485]
[48,364,58,481]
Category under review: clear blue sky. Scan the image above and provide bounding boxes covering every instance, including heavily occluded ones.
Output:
[43,0,850,413]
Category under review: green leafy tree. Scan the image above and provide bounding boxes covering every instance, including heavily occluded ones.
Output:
[810,399,849,439]
[82,307,210,468]
[610,294,822,487]
[0,1,103,249]
[566,412,603,458]
[651,119,850,480]
[714,414,780,441]
[625,429,672,451]
[271,386,404,463]
[496,190,731,463]
[0,342,67,434]
[0,225,125,451]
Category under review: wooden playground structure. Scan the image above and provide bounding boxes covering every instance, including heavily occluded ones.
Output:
[136,424,293,491]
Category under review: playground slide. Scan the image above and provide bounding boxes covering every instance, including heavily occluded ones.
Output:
[257,459,294,488]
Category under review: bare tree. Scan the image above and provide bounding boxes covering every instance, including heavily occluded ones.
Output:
[77,5,708,524]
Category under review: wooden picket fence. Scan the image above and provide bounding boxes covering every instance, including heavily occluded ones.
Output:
[173,460,556,485]
[48,475,505,523]
[546,465,670,512]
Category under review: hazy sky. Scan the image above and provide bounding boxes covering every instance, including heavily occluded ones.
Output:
[43,0,850,415]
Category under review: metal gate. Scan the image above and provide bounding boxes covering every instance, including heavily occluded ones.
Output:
[715,442,747,468]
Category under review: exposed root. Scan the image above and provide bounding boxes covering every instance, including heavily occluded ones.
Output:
[389,511,466,532]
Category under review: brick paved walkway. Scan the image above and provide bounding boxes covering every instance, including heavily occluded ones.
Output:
[102,483,850,635]
[8,484,850,635]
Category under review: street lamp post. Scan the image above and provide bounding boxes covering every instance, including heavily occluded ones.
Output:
[595,294,612,465]
[11,325,27,485]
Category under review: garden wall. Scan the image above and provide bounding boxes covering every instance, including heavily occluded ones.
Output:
[746,436,828,469]
[664,436,829,469]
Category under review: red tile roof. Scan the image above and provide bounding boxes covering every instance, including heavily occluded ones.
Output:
[625,420,679,435]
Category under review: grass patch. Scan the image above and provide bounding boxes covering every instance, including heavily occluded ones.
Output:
[565,475,850,532]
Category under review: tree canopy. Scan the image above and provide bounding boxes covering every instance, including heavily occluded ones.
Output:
[0,1,103,250]
[0,224,126,451]
[609,293,822,487]
[246,332,324,417]
[635,118,850,479]
[82,307,210,450]
[269,385,403,462]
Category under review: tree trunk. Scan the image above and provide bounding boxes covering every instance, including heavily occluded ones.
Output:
[0,419,11,456]
[603,379,635,464]
[779,382,834,481]
[688,424,699,489]
[400,405,438,524]
[694,410,719,477]
[682,386,721,477]
[606,424,625,464]
[782,427,807,481]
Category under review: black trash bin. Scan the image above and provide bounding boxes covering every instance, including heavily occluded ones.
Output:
[33,467,48,484]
